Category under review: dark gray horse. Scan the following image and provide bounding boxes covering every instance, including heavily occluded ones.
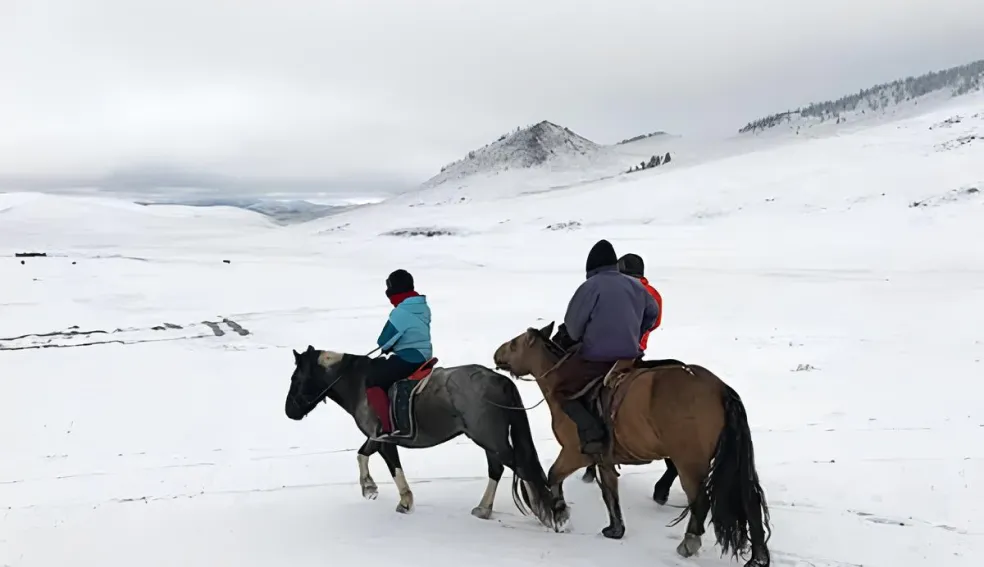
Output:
[284,345,569,532]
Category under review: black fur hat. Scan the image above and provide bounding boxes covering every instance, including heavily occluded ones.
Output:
[585,239,617,274]
[385,269,414,296]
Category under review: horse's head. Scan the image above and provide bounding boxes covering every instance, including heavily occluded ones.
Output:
[493,321,558,378]
[284,345,348,420]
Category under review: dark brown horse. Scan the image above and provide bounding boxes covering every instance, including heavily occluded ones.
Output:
[493,322,771,567]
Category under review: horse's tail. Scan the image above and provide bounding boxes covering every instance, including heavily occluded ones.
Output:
[705,383,772,564]
[501,379,560,523]
[505,380,543,514]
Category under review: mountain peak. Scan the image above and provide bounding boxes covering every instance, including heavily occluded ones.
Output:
[423,120,599,187]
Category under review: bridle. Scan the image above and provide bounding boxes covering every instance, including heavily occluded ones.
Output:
[491,329,573,411]
[293,346,382,410]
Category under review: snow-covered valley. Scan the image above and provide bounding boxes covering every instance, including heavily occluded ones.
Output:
[2,89,983,567]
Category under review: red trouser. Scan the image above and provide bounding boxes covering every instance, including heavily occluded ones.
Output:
[365,356,419,432]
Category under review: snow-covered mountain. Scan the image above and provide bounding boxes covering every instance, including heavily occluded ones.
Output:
[392,58,984,212]
[424,121,601,188]
[384,120,680,208]
[739,59,984,135]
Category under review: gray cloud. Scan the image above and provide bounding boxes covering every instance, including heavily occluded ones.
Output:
[2,0,982,193]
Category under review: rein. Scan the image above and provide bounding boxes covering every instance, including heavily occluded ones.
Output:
[485,396,547,411]
[303,341,559,414]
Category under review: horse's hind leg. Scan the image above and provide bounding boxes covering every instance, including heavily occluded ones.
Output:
[595,463,625,539]
[653,459,679,505]
[674,462,710,558]
[357,439,380,500]
[377,442,414,514]
[472,450,504,520]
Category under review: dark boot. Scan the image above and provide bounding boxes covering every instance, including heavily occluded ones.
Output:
[561,399,606,455]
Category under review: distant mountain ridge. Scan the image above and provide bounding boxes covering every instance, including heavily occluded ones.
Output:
[739,59,984,134]
[416,58,984,192]
[617,131,667,145]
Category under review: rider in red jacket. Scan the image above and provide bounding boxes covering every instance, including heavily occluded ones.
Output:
[617,254,662,351]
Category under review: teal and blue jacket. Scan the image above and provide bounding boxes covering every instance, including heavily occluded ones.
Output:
[376,295,433,364]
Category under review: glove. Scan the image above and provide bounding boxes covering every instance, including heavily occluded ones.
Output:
[555,325,579,351]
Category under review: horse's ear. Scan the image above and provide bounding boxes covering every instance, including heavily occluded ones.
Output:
[293,349,300,359]
[539,321,555,338]
[524,328,538,347]
[306,345,315,353]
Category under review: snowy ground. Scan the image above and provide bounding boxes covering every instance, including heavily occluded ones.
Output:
[3,95,984,567]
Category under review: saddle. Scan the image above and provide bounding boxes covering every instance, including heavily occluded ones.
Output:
[387,357,439,439]
[579,357,687,464]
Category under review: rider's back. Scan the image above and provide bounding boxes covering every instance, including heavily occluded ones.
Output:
[564,241,659,364]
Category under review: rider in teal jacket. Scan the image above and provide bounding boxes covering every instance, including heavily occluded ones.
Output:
[366,269,433,439]
[377,293,432,364]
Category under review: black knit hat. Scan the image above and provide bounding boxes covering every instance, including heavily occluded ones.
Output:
[585,239,617,274]
[385,269,414,296]
[617,253,645,278]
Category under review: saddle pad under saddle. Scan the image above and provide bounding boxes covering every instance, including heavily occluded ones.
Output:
[388,378,429,435]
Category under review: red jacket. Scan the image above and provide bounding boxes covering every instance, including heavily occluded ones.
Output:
[638,276,662,351]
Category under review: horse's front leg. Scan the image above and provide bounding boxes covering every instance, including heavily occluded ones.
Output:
[378,442,414,513]
[581,464,597,483]
[547,446,591,506]
[357,438,380,500]
[596,463,625,539]
[653,458,678,505]
[472,450,504,520]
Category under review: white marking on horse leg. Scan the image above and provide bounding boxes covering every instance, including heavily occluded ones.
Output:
[358,454,378,500]
[676,533,702,557]
[471,478,499,519]
[394,468,414,513]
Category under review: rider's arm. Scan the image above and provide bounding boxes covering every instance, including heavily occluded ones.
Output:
[376,310,405,352]
[641,289,659,335]
[563,281,599,341]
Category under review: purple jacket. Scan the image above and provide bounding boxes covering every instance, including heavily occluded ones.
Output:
[563,265,660,361]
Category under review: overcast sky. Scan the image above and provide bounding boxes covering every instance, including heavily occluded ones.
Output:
[1,0,982,194]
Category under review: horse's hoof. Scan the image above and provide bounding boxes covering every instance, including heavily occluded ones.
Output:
[652,488,669,505]
[361,483,378,500]
[552,507,571,533]
[581,469,596,483]
[676,533,701,557]
[543,499,571,533]
[601,524,625,539]
[471,506,492,520]
[395,492,414,514]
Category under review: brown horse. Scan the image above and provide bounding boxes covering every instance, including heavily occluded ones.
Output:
[493,322,771,567]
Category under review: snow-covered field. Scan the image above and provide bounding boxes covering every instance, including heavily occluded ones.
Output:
[3,93,984,567]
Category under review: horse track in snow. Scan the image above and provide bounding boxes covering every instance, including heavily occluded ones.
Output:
[0,318,251,351]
